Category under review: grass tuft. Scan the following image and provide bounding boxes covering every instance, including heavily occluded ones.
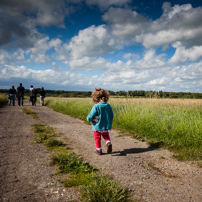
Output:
[33,124,57,143]
[46,138,64,147]
[50,152,97,174]
[22,107,38,119]
[81,175,129,202]
[61,173,97,187]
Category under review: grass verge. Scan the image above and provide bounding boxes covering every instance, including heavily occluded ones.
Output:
[32,123,131,202]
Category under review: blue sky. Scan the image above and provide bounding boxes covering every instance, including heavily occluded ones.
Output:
[1,0,202,92]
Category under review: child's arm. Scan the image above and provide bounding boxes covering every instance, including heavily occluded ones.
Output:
[87,105,98,122]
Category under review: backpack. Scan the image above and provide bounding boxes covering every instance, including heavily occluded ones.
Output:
[30,88,36,96]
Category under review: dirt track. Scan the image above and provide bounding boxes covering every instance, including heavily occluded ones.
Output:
[0,100,202,202]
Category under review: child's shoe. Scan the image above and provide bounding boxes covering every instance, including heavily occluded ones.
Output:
[95,149,102,155]
[106,142,112,154]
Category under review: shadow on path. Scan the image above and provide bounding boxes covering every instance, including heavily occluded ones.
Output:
[111,147,156,156]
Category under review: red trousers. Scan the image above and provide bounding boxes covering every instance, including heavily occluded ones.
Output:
[94,131,111,149]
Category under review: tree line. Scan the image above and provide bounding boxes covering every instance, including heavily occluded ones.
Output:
[1,88,202,99]
[109,90,202,99]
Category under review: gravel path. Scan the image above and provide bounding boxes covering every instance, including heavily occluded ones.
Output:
[0,100,202,201]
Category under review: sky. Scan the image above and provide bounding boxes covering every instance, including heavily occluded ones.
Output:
[1,0,202,92]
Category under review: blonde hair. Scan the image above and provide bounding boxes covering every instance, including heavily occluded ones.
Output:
[92,88,109,103]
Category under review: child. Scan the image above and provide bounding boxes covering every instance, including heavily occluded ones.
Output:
[87,88,114,155]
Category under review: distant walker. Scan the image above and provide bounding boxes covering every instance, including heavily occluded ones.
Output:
[29,85,37,106]
[39,87,46,106]
[16,83,25,106]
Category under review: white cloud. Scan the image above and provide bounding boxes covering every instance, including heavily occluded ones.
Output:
[134,49,166,69]
[68,48,166,72]
[148,77,168,85]
[162,2,192,19]
[69,56,110,71]
[68,25,118,59]
[0,65,91,89]
[136,26,202,49]
[30,37,50,54]
[140,3,202,48]
[51,42,70,63]
[30,53,50,64]
[92,61,202,92]
[102,7,148,39]
[169,42,202,64]
[49,38,62,50]
[13,49,25,61]
[52,62,56,66]
[0,50,12,65]
[23,37,64,64]
[123,53,139,60]
[103,3,202,50]
[34,1,66,28]
[52,66,63,71]
[24,37,52,64]
[0,65,29,79]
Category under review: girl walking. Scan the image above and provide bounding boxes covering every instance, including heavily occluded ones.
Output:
[87,88,114,155]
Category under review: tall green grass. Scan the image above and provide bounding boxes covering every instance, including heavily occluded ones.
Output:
[0,93,8,108]
[44,98,202,161]
[45,98,93,122]
[112,99,202,160]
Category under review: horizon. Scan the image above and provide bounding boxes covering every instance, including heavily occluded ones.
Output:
[3,87,199,93]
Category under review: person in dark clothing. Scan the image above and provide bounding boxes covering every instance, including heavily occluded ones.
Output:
[8,85,16,106]
[39,87,46,106]
[16,83,25,106]
[29,85,37,106]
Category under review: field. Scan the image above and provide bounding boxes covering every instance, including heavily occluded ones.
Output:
[43,97,202,161]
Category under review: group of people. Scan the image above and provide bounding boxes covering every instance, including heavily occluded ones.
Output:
[8,83,46,106]
[8,83,25,106]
